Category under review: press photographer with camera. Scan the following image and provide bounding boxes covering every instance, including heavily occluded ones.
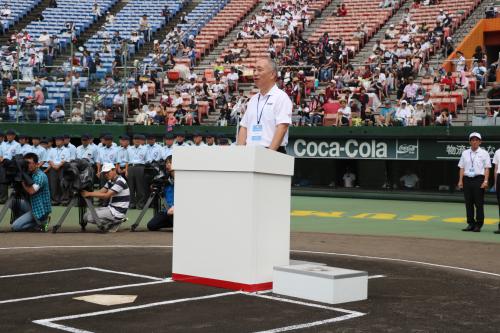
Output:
[147,156,174,231]
[10,153,52,232]
[81,163,129,232]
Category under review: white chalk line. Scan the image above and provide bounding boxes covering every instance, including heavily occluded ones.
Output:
[0,279,171,305]
[0,267,88,279]
[291,250,500,278]
[368,274,386,279]
[33,290,364,333]
[0,245,173,251]
[86,267,164,281]
[33,291,239,333]
[2,245,497,277]
[244,292,366,333]
[0,266,163,281]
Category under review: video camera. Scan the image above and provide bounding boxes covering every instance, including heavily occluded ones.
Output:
[61,159,95,194]
[144,161,169,192]
[0,155,33,193]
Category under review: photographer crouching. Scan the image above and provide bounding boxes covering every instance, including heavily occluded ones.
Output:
[81,163,129,232]
[11,153,52,232]
[147,156,174,231]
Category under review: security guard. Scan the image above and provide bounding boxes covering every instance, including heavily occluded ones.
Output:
[145,134,163,163]
[162,132,175,159]
[2,129,21,159]
[116,135,130,178]
[0,129,21,203]
[127,134,147,209]
[96,134,118,187]
[18,135,33,155]
[458,132,491,232]
[192,131,206,146]
[63,134,77,161]
[47,135,70,205]
[493,146,500,234]
[206,132,217,147]
[174,131,188,146]
[237,58,292,153]
[39,138,50,172]
[31,136,46,165]
[76,133,97,164]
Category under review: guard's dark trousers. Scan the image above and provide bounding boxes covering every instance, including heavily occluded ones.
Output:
[463,175,485,229]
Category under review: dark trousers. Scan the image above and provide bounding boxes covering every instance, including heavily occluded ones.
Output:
[48,168,63,203]
[497,177,500,229]
[128,165,145,208]
[0,183,8,203]
[463,176,485,229]
[147,212,173,231]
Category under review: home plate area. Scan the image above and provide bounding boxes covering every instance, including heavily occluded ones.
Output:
[0,266,368,333]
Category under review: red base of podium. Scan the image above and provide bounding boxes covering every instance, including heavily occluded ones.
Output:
[172,273,273,292]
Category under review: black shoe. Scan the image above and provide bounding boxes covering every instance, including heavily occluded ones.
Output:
[462,226,474,231]
[473,227,481,232]
[51,201,60,206]
[494,230,500,234]
[129,205,136,210]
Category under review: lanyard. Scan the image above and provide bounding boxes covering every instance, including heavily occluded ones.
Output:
[256,94,271,125]
[470,151,477,169]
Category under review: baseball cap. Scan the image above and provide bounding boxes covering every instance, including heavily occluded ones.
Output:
[81,133,91,140]
[103,134,113,140]
[469,132,481,140]
[101,163,115,173]
[6,129,16,135]
[164,132,175,140]
[119,135,130,140]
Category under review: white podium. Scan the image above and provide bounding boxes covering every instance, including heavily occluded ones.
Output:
[172,146,294,291]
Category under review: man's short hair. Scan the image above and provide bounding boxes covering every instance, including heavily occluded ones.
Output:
[165,155,172,164]
[24,152,39,164]
[264,57,279,80]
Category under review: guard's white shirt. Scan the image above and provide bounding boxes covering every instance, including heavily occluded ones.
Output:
[400,174,419,188]
[458,147,491,177]
[240,85,292,147]
[492,149,500,173]
[343,172,356,188]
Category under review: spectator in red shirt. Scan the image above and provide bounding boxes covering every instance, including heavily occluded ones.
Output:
[440,72,456,91]
[337,4,347,16]
[325,80,338,101]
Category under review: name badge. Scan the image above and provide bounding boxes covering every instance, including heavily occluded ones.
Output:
[466,167,475,177]
[251,124,263,142]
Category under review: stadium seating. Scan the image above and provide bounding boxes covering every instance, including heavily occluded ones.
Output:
[0,0,42,31]
[193,0,259,59]
[25,0,117,46]
[308,0,403,54]
[83,0,184,75]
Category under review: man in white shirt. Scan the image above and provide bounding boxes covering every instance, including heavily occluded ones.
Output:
[400,170,419,189]
[237,58,292,153]
[395,100,412,126]
[458,132,491,232]
[343,168,356,188]
[493,147,500,234]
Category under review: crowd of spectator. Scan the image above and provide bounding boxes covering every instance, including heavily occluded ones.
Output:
[1,0,499,128]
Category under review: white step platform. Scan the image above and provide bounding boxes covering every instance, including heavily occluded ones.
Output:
[273,264,368,304]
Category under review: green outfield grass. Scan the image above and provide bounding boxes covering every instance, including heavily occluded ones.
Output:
[291,196,500,243]
[1,197,499,243]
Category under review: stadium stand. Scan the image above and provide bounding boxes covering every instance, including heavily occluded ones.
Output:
[0,0,42,33]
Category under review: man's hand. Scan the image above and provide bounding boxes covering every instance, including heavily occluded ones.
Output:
[458,180,463,189]
[81,190,91,198]
[481,181,488,189]
[167,207,174,215]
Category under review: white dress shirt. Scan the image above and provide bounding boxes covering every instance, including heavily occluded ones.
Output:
[240,85,292,147]
[458,147,491,177]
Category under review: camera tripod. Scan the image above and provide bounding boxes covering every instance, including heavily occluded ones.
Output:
[52,192,99,233]
[130,186,165,231]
